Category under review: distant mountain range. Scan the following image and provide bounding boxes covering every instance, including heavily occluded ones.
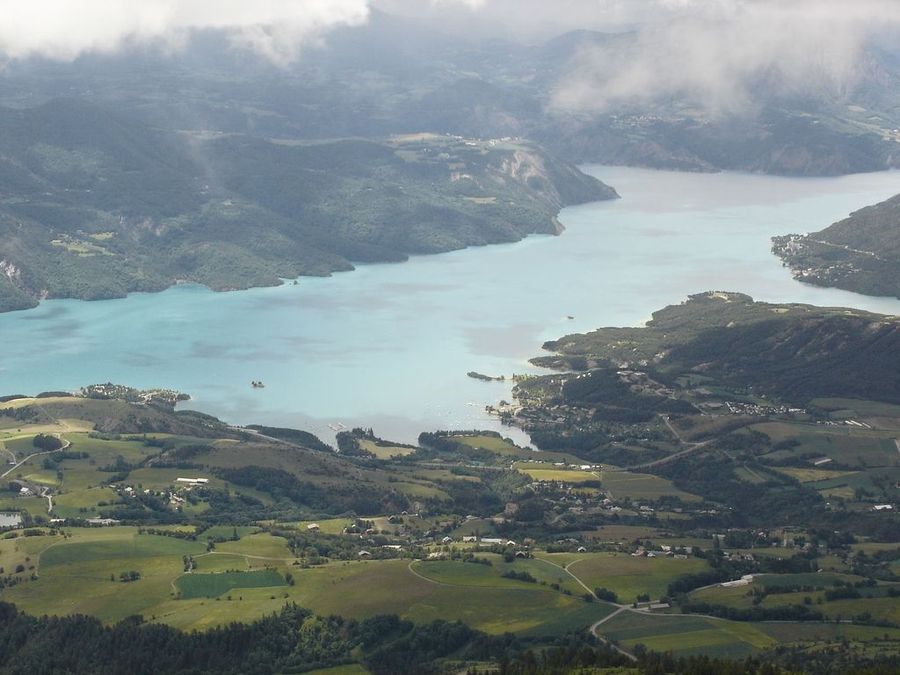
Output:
[0,98,614,312]
[2,10,899,177]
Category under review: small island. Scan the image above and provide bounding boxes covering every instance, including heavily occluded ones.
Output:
[467,371,506,382]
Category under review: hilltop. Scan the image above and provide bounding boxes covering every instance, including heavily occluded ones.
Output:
[774,193,900,298]
[0,99,615,313]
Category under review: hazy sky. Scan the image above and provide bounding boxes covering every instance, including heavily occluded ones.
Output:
[1,0,896,61]
[1,0,898,112]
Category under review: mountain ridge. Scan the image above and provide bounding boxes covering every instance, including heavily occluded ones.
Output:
[0,98,616,312]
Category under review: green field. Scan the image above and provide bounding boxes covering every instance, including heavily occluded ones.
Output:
[602,472,702,502]
[753,421,899,468]
[773,467,858,483]
[811,398,900,419]
[3,529,205,623]
[285,519,353,535]
[563,553,709,602]
[411,556,585,595]
[177,570,286,599]
[358,439,415,459]
[689,572,900,625]
[450,435,579,463]
[598,610,776,658]
[307,666,370,675]
[201,526,260,540]
[2,529,614,636]
[215,533,294,559]
[515,463,600,484]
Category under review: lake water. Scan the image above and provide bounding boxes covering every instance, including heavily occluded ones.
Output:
[2,166,900,445]
[0,512,22,528]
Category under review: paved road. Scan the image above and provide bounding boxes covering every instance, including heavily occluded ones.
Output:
[589,607,637,661]
[618,415,713,471]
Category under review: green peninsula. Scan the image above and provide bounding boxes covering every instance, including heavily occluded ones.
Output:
[0,99,615,313]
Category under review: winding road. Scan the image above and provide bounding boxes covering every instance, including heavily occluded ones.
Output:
[0,436,71,480]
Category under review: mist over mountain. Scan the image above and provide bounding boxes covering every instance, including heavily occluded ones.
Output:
[3,9,900,177]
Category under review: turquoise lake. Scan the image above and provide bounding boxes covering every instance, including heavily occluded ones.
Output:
[2,166,900,445]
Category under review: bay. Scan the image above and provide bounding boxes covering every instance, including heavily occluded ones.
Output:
[1,166,899,445]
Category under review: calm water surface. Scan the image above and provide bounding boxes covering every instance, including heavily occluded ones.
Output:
[2,167,900,445]
[0,513,23,528]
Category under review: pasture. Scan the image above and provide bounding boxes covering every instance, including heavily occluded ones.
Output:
[598,610,776,659]
[515,463,599,484]
[601,472,701,502]
[358,439,415,459]
[560,552,709,602]
[177,570,286,599]
[308,666,370,675]
[689,572,900,625]
[773,467,858,483]
[450,434,579,463]
[286,519,352,535]
[2,528,616,636]
[411,555,585,595]
[215,533,294,559]
[753,421,899,468]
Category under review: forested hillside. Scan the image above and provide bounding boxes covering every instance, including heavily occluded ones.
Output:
[0,99,614,312]
[534,292,900,405]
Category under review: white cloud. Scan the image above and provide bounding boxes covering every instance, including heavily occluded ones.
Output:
[2,0,898,116]
[0,0,372,63]
[545,0,900,114]
[0,0,495,63]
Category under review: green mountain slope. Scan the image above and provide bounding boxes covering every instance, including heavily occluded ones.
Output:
[533,292,900,405]
[0,99,615,312]
[773,193,900,298]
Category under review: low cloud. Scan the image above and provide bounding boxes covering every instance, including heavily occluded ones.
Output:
[0,0,490,64]
[0,0,372,64]
[384,0,900,114]
[546,1,900,114]
[3,0,899,116]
